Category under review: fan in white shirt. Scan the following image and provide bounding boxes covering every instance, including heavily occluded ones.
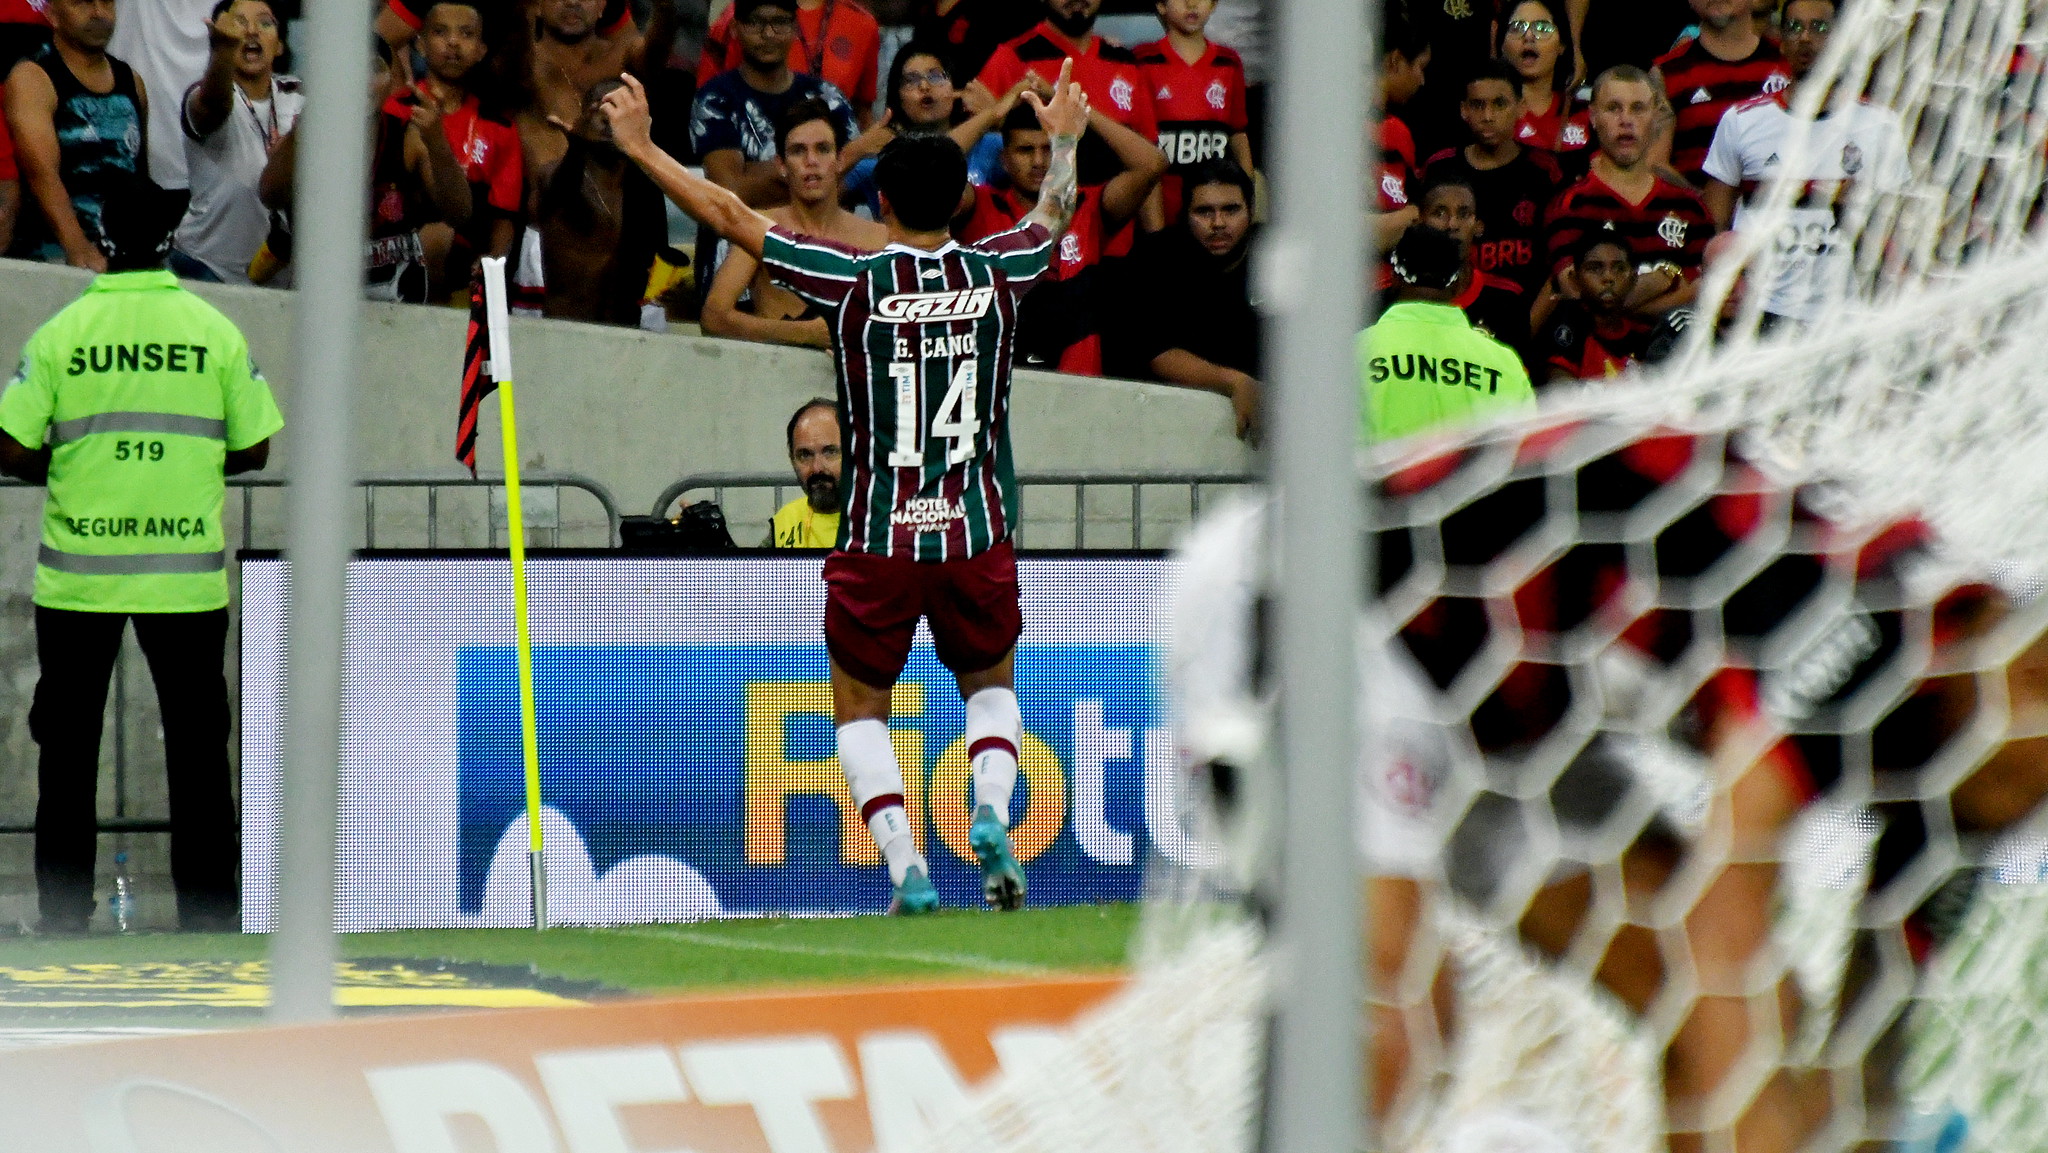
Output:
[1700,0,1907,324]
[171,0,301,284]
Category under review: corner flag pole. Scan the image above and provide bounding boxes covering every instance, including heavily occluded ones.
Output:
[480,256,548,932]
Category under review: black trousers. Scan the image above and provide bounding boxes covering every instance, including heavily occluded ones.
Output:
[30,607,238,929]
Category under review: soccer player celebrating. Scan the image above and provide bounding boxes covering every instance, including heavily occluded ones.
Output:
[600,64,1088,914]
[1700,0,1908,329]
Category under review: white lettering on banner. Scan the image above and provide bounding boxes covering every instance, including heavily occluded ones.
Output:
[873,286,996,323]
[678,1037,854,1153]
[1072,700,1135,865]
[534,1046,691,1153]
[367,1061,561,1153]
[858,1032,973,1153]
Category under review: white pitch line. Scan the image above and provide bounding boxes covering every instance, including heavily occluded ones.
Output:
[616,927,1054,976]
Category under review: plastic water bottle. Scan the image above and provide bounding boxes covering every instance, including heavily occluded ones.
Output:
[109,851,135,933]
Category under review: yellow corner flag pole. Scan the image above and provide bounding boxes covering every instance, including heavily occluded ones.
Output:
[480,256,547,931]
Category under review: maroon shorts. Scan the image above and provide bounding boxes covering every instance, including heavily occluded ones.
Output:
[822,541,1022,687]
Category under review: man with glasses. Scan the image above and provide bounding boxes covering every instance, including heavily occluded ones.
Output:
[1700,0,1907,329]
[697,0,879,130]
[689,0,856,295]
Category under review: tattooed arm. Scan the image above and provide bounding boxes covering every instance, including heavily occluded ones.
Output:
[1020,58,1089,237]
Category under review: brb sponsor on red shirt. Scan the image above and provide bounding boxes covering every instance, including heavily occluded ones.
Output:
[1132,37,1245,224]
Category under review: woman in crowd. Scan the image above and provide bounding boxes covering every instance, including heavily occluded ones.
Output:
[838,41,1015,218]
[1500,0,1588,160]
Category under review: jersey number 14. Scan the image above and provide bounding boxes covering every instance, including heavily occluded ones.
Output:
[887,361,980,467]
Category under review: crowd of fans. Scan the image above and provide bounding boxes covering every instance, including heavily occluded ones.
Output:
[0,0,1879,434]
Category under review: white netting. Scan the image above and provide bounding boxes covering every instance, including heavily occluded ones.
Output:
[908,2,2048,1151]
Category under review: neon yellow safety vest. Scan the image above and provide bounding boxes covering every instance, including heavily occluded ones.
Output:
[768,495,841,549]
[1359,300,1535,444]
[0,269,285,613]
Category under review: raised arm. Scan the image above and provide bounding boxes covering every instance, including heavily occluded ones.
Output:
[404,97,473,226]
[1091,106,1168,226]
[1018,59,1087,237]
[600,73,773,258]
[185,14,245,139]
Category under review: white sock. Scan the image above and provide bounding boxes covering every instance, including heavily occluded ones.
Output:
[839,719,923,886]
[964,686,1021,827]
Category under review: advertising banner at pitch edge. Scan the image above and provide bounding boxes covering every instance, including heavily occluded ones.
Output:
[240,555,1217,930]
[0,975,1123,1152]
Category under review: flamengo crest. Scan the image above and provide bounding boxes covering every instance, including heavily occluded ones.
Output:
[874,286,996,322]
[1659,214,1689,248]
[1110,76,1134,111]
[1206,80,1227,109]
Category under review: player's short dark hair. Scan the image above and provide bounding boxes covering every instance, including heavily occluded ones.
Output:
[1572,229,1634,266]
[1183,158,1253,206]
[1591,64,1656,103]
[1388,223,1465,290]
[875,134,968,232]
[1415,170,1477,209]
[787,398,840,452]
[733,0,796,22]
[1000,103,1044,142]
[1464,59,1523,96]
[776,98,847,155]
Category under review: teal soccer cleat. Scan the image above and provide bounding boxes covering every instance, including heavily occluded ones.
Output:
[969,804,1027,910]
[889,864,940,915]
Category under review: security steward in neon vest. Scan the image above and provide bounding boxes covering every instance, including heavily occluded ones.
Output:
[1360,224,1536,443]
[0,175,284,934]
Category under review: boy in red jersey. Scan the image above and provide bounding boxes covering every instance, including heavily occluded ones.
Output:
[1132,0,1251,228]
[381,0,522,293]
[1538,234,1654,382]
[604,64,1092,915]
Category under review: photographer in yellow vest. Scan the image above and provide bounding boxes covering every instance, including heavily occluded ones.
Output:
[0,174,283,934]
[766,398,843,549]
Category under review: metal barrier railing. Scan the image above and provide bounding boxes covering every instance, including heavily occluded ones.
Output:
[651,470,1258,550]
[224,471,624,549]
[0,471,623,836]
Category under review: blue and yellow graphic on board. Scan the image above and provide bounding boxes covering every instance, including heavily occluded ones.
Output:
[456,644,1182,914]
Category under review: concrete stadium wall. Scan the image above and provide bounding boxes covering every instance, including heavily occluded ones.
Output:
[0,257,1253,925]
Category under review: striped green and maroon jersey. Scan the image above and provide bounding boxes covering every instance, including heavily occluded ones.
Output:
[761,223,1056,561]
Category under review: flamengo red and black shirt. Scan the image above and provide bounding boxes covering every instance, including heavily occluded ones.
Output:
[1544,165,1713,277]
[1655,34,1789,181]
[760,224,1056,561]
[1133,37,1247,223]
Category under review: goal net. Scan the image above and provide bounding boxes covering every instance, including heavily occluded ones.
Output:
[908,2,2048,1152]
